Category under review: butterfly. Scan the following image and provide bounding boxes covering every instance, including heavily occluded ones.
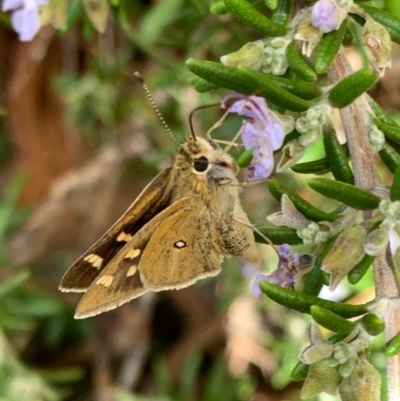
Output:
[60,129,260,319]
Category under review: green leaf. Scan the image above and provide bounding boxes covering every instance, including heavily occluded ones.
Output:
[308,178,381,210]
[268,178,339,222]
[328,69,379,108]
[390,165,400,201]
[310,305,357,333]
[286,42,317,82]
[314,19,347,74]
[255,227,302,245]
[323,126,354,184]
[224,0,286,36]
[259,281,371,318]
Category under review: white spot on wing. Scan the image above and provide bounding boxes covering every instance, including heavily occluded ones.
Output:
[126,265,138,277]
[116,231,133,242]
[125,248,141,260]
[96,275,114,287]
[174,240,186,249]
[84,254,103,269]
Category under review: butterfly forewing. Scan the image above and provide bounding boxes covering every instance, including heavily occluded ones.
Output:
[60,168,172,292]
[74,196,192,318]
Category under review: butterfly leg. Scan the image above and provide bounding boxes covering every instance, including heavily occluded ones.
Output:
[205,108,232,143]
[233,217,274,247]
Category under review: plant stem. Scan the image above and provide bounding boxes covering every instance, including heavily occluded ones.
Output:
[328,48,400,401]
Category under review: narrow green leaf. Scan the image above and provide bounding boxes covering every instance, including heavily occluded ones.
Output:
[314,19,347,74]
[268,178,339,222]
[310,305,357,333]
[348,254,375,284]
[361,314,385,336]
[379,142,400,174]
[271,0,293,26]
[328,69,379,108]
[286,42,317,82]
[255,227,302,245]
[390,165,400,201]
[237,149,253,168]
[385,332,400,356]
[259,281,371,318]
[291,361,309,381]
[308,178,381,210]
[323,127,354,184]
[224,0,286,36]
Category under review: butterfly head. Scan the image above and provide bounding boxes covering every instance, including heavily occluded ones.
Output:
[178,136,237,180]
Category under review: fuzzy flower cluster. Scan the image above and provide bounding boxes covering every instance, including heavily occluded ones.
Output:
[311,0,352,33]
[2,0,47,41]
[222,94,285,180]
[252,244,313,296]
[365,200,400,270]
[299,323,380,399]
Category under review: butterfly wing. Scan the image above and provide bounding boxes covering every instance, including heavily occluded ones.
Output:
[74,196,191,318]
[139,205,223,291]
[60,168,172,292]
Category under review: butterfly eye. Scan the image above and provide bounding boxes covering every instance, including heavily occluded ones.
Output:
[193,156,209,172]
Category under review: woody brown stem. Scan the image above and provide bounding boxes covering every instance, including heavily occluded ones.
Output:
[328,48,400,400]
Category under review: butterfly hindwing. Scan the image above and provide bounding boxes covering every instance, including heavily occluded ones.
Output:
[60,168,172,292]
[140,204,223,290]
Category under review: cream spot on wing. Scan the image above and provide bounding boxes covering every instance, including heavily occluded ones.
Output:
[125,248,141,260]
[84,254,103,269]
[116,231,133,242]
[126,265,138,277]
[174,240,187,249]
[96,275,114,287]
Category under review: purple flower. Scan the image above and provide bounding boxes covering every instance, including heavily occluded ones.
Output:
[2,0,47,41]
[222,93,285,180]
[252,245,313,297]
[311,0,341,33]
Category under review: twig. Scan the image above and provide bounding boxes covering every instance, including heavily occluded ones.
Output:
[328,48,400,401]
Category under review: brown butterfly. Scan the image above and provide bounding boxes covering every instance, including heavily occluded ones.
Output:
[60,116,259,319]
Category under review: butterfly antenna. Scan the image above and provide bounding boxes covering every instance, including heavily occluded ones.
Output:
[189,103,221,141]
[134,71,177,144]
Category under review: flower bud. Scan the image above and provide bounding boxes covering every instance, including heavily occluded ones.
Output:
[267,194,310,229]
[338,356,357,378]
[368,124,385,152]
[276,140,306,172]
[301,359,341,398]
[322,226,366,290]
[306,104,331,127]
[298,221,331,245]
[311,0,341,33]
[362,19,392,75]
[339,359,381,401]
[295,116,310,134]
[380,199,400,221]
[364,227,389,256]
[298,129,320,148]
[220,40,264,70]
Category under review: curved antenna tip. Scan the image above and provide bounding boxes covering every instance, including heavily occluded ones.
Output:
[135,72,177,144]
[133,71,143,83]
